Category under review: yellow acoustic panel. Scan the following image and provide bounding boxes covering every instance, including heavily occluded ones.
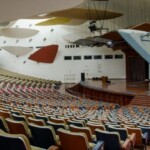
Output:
[36,17,71,26]
[50,8,123,20]
[28,8,123,20]
[36,17,86,26]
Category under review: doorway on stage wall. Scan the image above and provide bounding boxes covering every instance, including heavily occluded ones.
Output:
[126,52,149,82]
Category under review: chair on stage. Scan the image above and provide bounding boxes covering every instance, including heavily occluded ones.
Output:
[95,129,131,150]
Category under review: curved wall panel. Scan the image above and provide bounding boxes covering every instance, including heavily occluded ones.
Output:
[28,45,58,63]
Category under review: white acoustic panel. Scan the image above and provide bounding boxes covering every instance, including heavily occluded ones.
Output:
[118,29,150,63]
[0,28,39,38]
[1,46,33,56]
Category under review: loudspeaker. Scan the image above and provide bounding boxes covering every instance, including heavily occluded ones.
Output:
[81,73,85,81]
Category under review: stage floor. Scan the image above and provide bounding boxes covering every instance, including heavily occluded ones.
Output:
[83,79,150,96]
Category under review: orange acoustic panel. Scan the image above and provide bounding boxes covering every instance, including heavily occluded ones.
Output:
[28,45,58,63]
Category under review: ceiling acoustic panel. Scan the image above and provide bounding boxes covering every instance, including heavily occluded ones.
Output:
[0,0,85,23]
[50,8,123,20]
[101,23,150,42]
[36,17,71,26]
[30,8,123,20]
[36,17,86,26]
[0,28,39,38]
[28,45,58,63]
[1,46,33,56]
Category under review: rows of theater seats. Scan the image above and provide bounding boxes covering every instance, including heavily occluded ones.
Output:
[0,68,55,99]
[0,68,61,98]
[0,97,149,150]
[0,69,149,149]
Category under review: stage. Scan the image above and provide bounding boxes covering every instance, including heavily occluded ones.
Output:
[82,79,150,96]
[67,79,150,107]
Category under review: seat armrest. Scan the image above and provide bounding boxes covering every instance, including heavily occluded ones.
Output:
[142,132,148,144]
[48,145,59,150]
[92,140,104,150]
[121,138,131,150]
[129,133,136,147]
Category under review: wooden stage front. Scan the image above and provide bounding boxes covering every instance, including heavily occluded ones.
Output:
[67,79,150,107]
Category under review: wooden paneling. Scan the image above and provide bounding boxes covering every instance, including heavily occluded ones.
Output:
[68,83,134,106]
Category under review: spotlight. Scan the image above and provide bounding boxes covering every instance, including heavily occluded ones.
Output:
[106,41,114,48]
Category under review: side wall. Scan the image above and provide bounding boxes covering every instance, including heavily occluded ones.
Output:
[0,20,125,82]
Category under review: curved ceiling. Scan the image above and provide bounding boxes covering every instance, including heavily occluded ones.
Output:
[0,0,85,23]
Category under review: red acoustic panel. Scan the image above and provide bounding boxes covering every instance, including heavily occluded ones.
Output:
[29,45,58,63]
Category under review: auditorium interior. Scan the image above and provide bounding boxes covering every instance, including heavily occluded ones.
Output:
[0,0,150,150]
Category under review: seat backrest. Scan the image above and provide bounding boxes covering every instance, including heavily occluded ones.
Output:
[0,110,12,119]
[35,114,49,124]
[6,118,30,138]
[0,116,9,132]
[0,129,31,150]
[29,123,57,149]
[67,120,84,127]
[28,117,45,126]
[50,117,65,124]
[11,110,21,115]
[107,125,128,141]
[22,112,35,119]
[69,124,93,142]
[125,127,143,145]
[12,114,29,125]
[58,128,89,150]
[47,121,67,134]
[86,122,105,134]
[95,129,121,150]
